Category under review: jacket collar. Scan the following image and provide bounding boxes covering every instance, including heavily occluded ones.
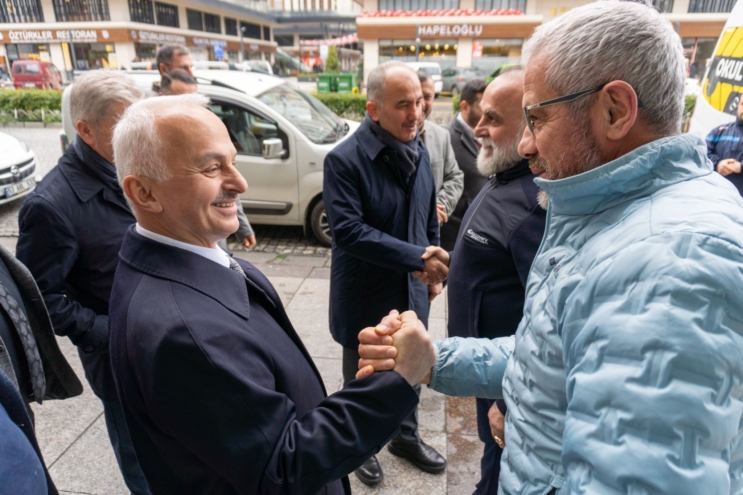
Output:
[355,116,389,161]
[496,159,532,183]
[118,226,253,319]
[535,133,712,216]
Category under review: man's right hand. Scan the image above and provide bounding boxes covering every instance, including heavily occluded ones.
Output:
[718,158,742,176]
[488,403,506,449]
[356,310,435,386]
[413,246,449,285]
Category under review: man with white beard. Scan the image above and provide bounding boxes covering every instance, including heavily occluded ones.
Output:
[444,68,546,495]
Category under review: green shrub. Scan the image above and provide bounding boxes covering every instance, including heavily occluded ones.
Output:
[314,92,367,120]
[452,94,461,113]
[682,94,697,132]
[326,46,340,73]
[0,89,62,112]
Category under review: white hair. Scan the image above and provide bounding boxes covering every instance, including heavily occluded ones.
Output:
[367,61,418,104]
[70,71,143,127]
[113,93,211,185]
[522,0,685,136]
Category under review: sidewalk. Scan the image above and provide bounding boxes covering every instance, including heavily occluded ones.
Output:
[11,241,484,495]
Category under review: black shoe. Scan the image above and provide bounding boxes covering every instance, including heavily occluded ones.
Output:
[387,439,447,474]
[354,455,383,486]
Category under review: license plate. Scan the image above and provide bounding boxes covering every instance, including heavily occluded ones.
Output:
[5,177,35,198]
[23,82,35,88]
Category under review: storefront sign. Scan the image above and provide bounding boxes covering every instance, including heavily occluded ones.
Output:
[0,29,103,43]
[131,30,186,44]
[193,37,227,47]
[472,40,483,58]
[417,24,483,38]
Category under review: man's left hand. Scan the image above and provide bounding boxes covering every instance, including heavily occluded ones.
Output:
[436,204,448,224]
[242,235,257,250]
[718,159,742,176]
[428,282,443,302]
[489,404,506,449]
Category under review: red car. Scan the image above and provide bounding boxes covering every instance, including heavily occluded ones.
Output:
[11,60,63,90]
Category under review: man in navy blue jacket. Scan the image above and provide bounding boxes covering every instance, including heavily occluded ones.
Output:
[323,61,448,485]
[706,96,743,195]
[109,93,435,494]
[446,70,546,494]
[16,71,151,494]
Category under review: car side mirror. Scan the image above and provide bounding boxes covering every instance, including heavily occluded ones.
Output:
[262,138,285,160]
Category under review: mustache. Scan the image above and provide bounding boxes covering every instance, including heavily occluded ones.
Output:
[211,191,239,204]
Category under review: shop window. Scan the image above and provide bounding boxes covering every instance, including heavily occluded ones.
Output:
[651,0,674,12]
[474,0,524,9]
[378,0,458,10]
[225,18,237,36]
[275,35,294,46]
[416,40,457,69]
[72,42,116,70]
[204,13,221,33]
[155,2,178,27]
[471,39,522,75]
[0,0,44,22]
[688,0,735,11]
[263,26,271,41]
[187,9,204,31]
[53,0,109,21]
[240,22,262,39]
[683,37,717,81]
[134,43,157,62]
[128,0,154,23]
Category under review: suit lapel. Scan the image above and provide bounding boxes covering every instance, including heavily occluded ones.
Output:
[454,118,479,158]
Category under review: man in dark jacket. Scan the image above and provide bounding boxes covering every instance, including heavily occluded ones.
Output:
[16,71,151,494]
[324,61,448,486]
[442,79,488,250]
[0,242,83,495]
[446,69,546,494]
[109,93,433,494]
[706,96,743,195]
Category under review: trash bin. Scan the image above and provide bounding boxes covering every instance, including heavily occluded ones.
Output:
[317,74,333,93]
[337,73,359,94]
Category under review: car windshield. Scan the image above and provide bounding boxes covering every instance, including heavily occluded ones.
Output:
[421,66,441,75]
[258,84,348,144]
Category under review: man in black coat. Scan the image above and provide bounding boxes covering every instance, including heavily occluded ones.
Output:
[0,243,83,495]
[443,79,488,250]
[16,71,151,494]
[446,69,546,494]
[323,61,449,486]
[109,93,435,494]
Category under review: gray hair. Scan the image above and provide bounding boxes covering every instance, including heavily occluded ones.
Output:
[156,44,191,72]
[367,61,417,104]
[69,71,143,127]
[522,0,685,136]
[417,69,432,85]
[113,93,211,186]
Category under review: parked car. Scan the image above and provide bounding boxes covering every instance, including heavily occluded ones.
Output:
[487,63,519,83]
[61,70,359,246]
[441,67,485,96]
[11,60,63,90]
[0,132,38,204]
[405,62,442,96]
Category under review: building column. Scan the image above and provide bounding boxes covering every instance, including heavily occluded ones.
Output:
[672,0,691,14]
[459,0,475,9]
[363,39,378,83]
[40,0,55,23]
[457,38,473,68]
[49,43,68,80]
[115,42,137,71]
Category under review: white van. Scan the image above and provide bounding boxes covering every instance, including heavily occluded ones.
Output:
[405,62,443,96]
[689,0,743,135]
[61,70,360,245]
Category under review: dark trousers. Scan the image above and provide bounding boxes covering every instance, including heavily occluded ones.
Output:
[342,347,421,444]
[474,398,502,495]
[101,395,151,495]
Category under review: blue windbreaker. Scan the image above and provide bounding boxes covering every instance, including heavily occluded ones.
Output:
[430,134,743,495]
[706,120,743,195]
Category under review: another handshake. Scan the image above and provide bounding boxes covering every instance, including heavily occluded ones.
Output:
[413,246,449,286]
[355,310,436,386]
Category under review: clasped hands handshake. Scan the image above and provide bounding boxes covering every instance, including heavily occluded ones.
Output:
[354,310,436,386]
[414,246,449,286]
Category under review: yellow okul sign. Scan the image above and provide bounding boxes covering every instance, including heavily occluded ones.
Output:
[704,26,743,115]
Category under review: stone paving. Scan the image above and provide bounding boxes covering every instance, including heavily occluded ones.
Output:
[0,239,485,495]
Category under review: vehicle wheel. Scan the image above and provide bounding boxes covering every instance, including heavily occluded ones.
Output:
[434,92,440,99]
[451,86,460,98]
[310,199,332,246]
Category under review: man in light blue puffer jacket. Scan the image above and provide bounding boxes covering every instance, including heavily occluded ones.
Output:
[356,2,743,494]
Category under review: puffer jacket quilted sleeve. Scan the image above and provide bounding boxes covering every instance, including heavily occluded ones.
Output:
[429,336,514,399]
[560,231,743,494]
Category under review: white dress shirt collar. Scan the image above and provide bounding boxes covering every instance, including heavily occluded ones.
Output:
[135,224,231,268]
[457,112,476,139]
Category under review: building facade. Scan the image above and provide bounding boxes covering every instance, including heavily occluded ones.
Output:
[0,0,278,79]
[357,0,731,82]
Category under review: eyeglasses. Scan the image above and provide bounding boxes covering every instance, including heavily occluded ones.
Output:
[523,83,644,135]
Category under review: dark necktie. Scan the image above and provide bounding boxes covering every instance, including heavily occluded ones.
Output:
[229,257,246,277]
[0,282,44,401]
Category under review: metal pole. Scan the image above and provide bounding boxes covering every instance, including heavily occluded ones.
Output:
[68,31,77,79]
[240,26,245,63]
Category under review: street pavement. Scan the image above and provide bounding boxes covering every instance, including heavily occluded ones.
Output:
[0,239,484,495]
